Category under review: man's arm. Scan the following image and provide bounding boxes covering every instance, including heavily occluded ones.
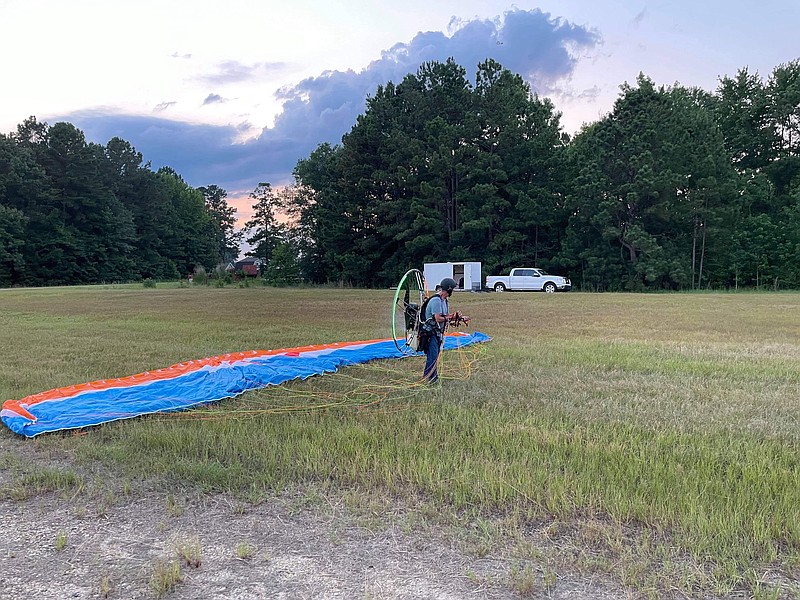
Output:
[430,296,447,324]
[433,296,447,323]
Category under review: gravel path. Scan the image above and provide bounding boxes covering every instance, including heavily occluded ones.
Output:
[0,453,631,600]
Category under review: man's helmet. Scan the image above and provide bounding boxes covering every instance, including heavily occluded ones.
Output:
[440,277,457,294]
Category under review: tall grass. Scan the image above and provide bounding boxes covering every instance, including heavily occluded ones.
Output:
[2,285,800,595]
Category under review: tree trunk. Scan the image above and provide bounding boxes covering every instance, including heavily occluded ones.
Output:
[691,216,697,289]
[698,220,706,288]
[445,167,458,239]
[620,237,637,263]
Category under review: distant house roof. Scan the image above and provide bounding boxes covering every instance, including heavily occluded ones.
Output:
[226,257,263,272]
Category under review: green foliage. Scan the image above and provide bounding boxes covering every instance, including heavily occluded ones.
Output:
[0,119,228,287]
[768,61,800,159]
[235,542,254,560]
[288,58,567,287]
[0,204,27,286]
[54,531,67,551]
[155,168,217,277]
[244,182,284,265]
[1,465,84,501]
[3,57,800,290]
[149,559,183,598]
[285,58,800,290]
[192,265,209,285]
[262,242,301,286]
[713,68,774,171]
[209,264,232,287]
[563,77,740,290]
[199,184,240,265]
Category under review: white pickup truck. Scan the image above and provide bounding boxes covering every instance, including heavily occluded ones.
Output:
[486,268,572,293]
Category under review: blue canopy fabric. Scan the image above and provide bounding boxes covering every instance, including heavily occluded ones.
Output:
[1,332,490,437]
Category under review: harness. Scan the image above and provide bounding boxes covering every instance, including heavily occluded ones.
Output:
[416,294,445,353]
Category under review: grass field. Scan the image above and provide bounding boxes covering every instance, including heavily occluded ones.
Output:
[1,284,799,598]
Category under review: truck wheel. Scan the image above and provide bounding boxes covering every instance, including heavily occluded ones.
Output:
[543,282,556,293]
[494,283,506,292]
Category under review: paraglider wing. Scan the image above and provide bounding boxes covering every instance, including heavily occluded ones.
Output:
[1,332,490,438]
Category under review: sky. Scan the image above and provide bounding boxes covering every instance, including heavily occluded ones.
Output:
[2,0,798,224]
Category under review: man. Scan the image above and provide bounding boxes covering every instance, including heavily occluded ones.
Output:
[422,277,462,383]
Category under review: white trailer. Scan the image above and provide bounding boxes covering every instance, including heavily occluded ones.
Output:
[423,262,482,291]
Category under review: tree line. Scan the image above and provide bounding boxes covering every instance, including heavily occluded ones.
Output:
[284,58,800,290]
[2,57,799,290]
[0,118,243,286]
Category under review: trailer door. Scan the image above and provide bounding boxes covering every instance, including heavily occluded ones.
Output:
[453,264,465,289]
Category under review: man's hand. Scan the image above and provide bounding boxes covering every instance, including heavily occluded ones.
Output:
[447,311,471,326]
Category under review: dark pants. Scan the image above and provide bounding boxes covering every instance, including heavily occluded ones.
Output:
[423,334,442,383]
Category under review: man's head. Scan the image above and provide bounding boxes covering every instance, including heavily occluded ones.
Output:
[439,277,457,296]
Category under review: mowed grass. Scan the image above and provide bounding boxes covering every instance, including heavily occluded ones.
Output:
[2,285,800,596]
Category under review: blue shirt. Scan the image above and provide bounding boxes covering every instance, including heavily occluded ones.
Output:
[425,294,448,334]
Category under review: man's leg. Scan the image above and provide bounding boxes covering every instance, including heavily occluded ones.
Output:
[423,335,441,383]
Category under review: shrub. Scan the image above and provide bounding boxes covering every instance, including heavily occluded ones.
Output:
[208,264,233,287]
[193,265,209,285]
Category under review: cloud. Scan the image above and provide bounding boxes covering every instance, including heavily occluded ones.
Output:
[202,93,226,106]
[57,9,599,197]
[153,101,177,113]
[197,60,288,85]
[61,111,272,191]
[576,86,602,101]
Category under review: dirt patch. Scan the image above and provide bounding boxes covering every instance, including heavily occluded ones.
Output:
[0,488,637,600]
[0,433,662,600]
